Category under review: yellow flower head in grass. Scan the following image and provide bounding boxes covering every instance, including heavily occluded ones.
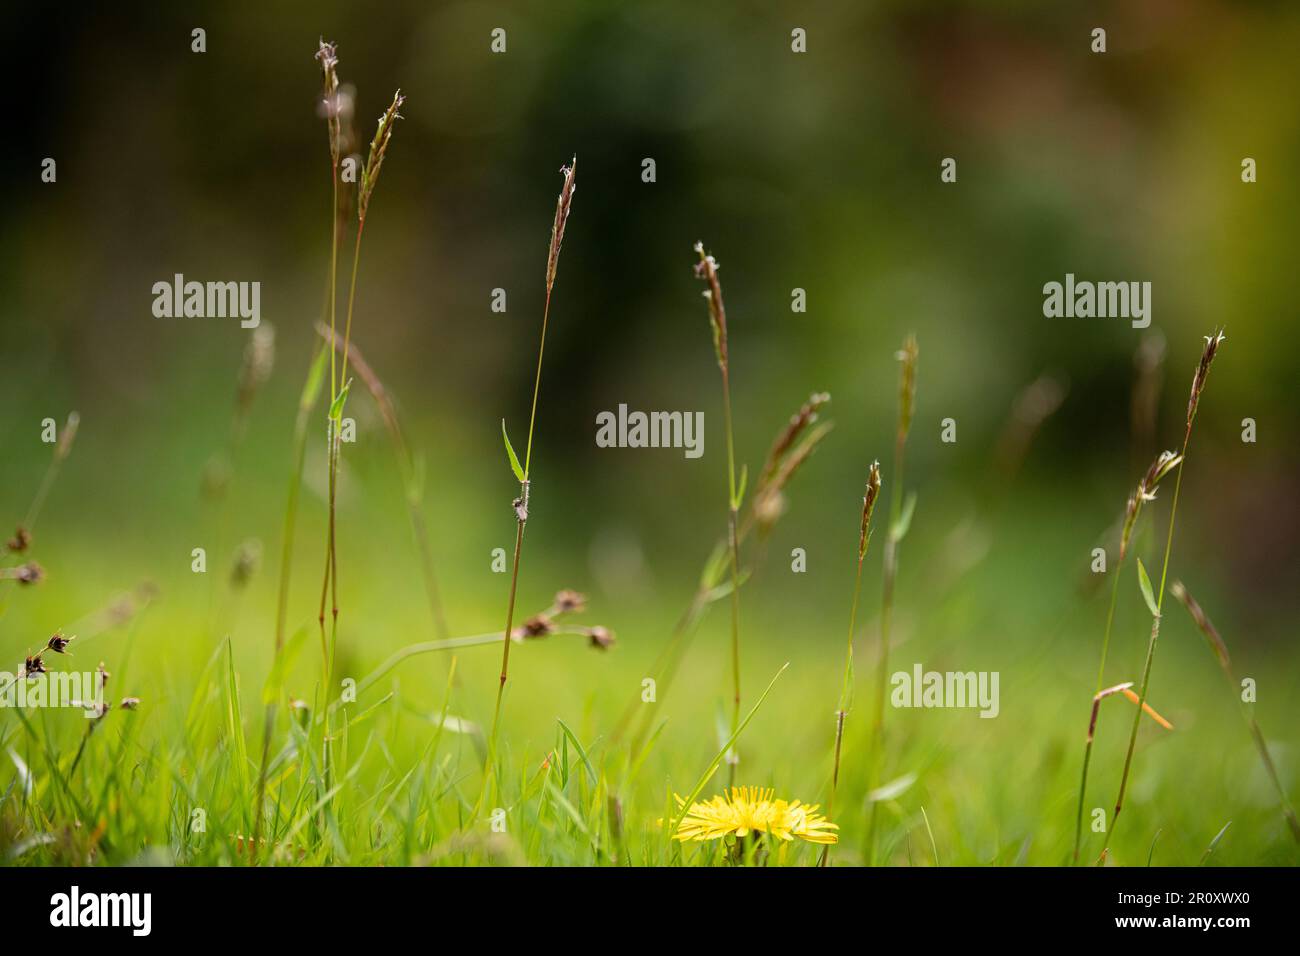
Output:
[671,787,838,844]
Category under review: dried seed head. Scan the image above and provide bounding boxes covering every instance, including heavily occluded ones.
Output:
[359,90,406,223]
[199,452,232,501]
[315,39,342,165]
[1186,329,1225,440]
[546,157,578,296]
[16,561,43,585]
[1119,449,1183,561]
[45,631,73,654]
[237,323,276,415]
[1119,491,1141,563]
[230,539,262,589]
[1142,449,1183,494]
[1170,580,1230,670]
[515,614,556,640]
[761,421,833,502]
[554,589,587,614]
[753,489,786,533]
[758,392,830,493]
[119,697,141,711]
[23,654,45,677]
[56,412,80,462]
[587,626,616,650]
[7,526,31,552]
[693,242,728,371]
[895,335,919,441]
[859,461,883,560]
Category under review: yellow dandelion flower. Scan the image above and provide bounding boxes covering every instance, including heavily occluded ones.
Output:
[670,787,838,844]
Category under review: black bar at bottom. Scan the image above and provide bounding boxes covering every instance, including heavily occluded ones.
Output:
[0,866,1283,940]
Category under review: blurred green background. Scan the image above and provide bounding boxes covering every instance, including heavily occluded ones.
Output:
[2,1,1298,864]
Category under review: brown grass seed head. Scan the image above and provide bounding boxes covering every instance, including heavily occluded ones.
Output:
[692,242,728,370]
[859,461,883,559]
[758,392,830,491]
[45,631,73,654]
[315,39,342,165]
[546,157,578,295]
[359,90,406,222]
[1119,449,1183,561]
[1170,580,1230,669]
[1186,329,1225,439]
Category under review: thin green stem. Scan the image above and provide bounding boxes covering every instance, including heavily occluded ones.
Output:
[720,367,741,787]
[522,292,553,477]
[339,224,365,389]
[481,284,555,817]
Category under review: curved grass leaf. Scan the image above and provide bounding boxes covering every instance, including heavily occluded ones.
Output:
[1137,558,1160,618]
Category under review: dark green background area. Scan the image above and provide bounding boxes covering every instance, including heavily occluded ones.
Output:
[1,2,1296,865]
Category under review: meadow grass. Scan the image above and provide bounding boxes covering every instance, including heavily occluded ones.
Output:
[1,47,1296,870]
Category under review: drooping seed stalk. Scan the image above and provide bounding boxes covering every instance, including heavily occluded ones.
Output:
[867,335,917,864]
[479,158,577,817]
[820,462,882,867]
[1170,581,1300,843]
[1101,330,1224,863]
[693,242,743,787]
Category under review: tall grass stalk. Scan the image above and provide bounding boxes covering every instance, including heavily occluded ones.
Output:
[309,40,404,819]
[820,461,881,867]
[320,86,405,668]
[1171,580,1300,843]
[1073,447,1182,862]
[692,242,745,786]
[480,157,577,814]
[1101,330,1224,862]
[867,335,917,863]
